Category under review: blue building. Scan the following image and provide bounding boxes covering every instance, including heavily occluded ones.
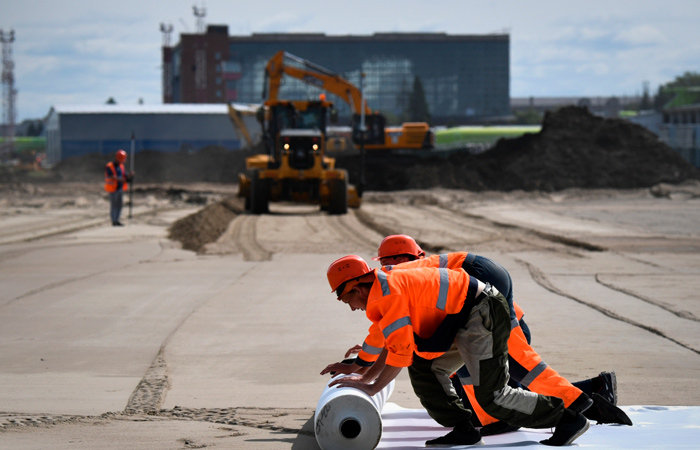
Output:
[45,104,260,166]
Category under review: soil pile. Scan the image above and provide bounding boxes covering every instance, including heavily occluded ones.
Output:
[167,197,244,252]
[336,106,700,191]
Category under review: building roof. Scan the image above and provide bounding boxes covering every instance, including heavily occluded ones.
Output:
[231,31,509,43]
[47,103,259,115]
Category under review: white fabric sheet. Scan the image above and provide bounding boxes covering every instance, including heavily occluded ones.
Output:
[378,403,700,449]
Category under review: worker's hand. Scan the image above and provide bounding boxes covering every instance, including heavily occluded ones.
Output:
[320,361,355,377]
[329,376,375,396]
[344,344,362,358]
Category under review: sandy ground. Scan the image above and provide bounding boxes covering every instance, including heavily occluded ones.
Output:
[1,181,699,449]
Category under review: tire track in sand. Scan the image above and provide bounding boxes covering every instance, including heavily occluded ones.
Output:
[520,258,700,356]
[229,215,272,261]
[322,210,383,254]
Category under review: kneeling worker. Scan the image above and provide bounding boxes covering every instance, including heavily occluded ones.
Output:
[325,254,590,447]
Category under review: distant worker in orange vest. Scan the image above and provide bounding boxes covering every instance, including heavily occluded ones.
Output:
[104,149,133,226]
[323,254,593,447]
[325,235,630,440]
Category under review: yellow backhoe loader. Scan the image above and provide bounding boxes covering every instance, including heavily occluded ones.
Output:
[237,95,360,214]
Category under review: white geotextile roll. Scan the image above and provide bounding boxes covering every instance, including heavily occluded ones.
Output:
[314,374,395,450]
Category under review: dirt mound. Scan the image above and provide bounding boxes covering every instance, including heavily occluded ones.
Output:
[336,106,700,191]
[167,197,243,252]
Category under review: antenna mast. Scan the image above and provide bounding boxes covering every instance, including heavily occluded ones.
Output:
[0,29,16,159]
[193,4,206,34]
[160,23,174,103]
[160,22,173,47]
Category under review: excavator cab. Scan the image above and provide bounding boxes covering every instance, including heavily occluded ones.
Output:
[351,113,387,145]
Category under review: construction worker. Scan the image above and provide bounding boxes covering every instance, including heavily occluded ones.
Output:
[323,254,591,447]
[104,149,133,226]
[327,235,630,438]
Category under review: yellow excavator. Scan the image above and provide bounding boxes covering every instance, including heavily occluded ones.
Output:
[264,51,434,152]
[236,56,361,214]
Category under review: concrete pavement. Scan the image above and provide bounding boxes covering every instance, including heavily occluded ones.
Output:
[1,185,700,449]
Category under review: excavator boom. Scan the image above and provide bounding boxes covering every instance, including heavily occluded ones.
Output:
[265,51,370,115]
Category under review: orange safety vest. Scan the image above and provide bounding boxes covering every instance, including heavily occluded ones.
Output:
[364,267,477,368]
[104,161,128,193]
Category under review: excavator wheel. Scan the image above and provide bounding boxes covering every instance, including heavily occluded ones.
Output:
[248,169,269,214]
[327,172,348,215]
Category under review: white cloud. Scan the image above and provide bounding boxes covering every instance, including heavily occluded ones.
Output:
[574,62,610,76]
[614,25,666,46]
[577,27,610,42]
[3,0,700,120]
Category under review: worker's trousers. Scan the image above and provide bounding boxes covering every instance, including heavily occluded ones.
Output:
[109,190,123,224]
[457,255,582,425]
[409,287,564,429]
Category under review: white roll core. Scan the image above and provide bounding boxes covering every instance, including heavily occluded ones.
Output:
[314,375,395,450]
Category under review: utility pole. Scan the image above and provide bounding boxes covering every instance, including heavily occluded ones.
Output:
[358,72,366,197]
[0,29,16,160]
[128,131,135,220]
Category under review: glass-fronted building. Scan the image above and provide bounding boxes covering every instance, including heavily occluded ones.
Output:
[167,28,510,125]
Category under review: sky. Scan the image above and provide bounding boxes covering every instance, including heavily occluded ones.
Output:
[2,0,700,122]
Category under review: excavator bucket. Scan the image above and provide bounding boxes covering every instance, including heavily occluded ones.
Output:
[227,103,263,149]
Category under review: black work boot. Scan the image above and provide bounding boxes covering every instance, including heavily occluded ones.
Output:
[541,410,590,446]
[569,392,594,413]
[426,425,484,447]
[594,371,618,405]
[584,393,633,425]
[479,420,521,436]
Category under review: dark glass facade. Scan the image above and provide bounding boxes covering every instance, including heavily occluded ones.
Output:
[168,30,510,125]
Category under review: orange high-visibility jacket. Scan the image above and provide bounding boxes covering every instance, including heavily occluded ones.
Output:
[363,267,479,368]
[104,162,128,193]
[357,253,473,365]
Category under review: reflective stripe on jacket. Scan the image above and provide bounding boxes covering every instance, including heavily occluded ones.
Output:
[356,323,384,366]
[364,267,477,367]
[104,162,128,193]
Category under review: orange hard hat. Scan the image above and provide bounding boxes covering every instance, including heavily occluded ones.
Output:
[115,149,127,163]
[372,235,425,261]
[327,255,372,293]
